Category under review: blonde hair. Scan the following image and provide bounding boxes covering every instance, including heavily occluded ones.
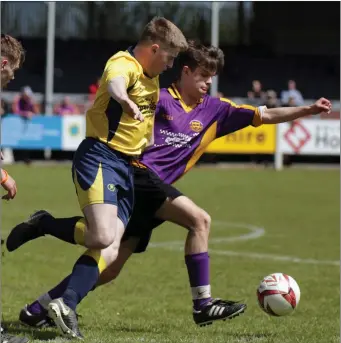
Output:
[139,17,188,51]
[1,34,25,67]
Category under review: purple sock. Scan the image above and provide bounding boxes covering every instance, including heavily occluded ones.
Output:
[28,300,46,315]
[28,275,71,315]
[185,252,212,311]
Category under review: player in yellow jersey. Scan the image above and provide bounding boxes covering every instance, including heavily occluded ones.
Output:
[73,18,186,253]
[6,17,188,340]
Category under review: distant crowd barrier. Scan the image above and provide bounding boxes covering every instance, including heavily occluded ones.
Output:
[2,115,339,170]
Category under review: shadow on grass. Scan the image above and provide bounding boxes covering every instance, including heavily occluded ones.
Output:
[3,320,60,341]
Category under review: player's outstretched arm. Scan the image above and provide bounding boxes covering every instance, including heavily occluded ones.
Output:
[261,97,332,124]
[107,77,144,122]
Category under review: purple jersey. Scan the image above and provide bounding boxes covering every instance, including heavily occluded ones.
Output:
[140,85,263,184]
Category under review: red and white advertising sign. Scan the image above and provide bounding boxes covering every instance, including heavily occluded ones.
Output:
[278,120,340,155]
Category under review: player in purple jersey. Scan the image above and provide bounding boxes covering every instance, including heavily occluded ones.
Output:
[7,41,331,330]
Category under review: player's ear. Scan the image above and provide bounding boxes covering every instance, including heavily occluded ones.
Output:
[183,66,190,75]
[1,59,8,70]
[151,44,160,54]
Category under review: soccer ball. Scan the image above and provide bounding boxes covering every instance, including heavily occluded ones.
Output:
[257,273,300,316]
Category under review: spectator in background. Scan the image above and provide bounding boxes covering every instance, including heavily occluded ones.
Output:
[247,80,266,106]
[12,86,38,118]
[287,96,297,107]
[281,96,298,107]
[11,86,38,165]
[0,98,11,117]
[250,88,277,168]
[88,77,100,102]
[85,77,101,113]
[281,80,304,106]
[265,90,279,108]
[54,96,79,115]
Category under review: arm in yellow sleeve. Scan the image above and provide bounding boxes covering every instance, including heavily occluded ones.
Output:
[104,57,138,106]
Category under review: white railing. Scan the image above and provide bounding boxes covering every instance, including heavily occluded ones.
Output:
[2,91,340,112]
[2,115,339,169]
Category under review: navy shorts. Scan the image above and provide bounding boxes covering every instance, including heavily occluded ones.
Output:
[72,137,134,228]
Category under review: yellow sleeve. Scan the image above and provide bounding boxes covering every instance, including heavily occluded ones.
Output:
[104,57,139,89]
[252,108,263,127]
[220,98,263,127]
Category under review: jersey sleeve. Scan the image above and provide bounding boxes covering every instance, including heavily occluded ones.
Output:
[103,57,139,89]
[216,98,264,137]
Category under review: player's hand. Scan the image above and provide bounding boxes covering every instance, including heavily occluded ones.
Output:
[2,174,17,200]
[121,99,144,122]
[310,98,332,115]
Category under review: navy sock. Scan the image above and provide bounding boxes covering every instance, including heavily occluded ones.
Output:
[40,216,85,245]
[48,275,71,299]
[62,254,101,311]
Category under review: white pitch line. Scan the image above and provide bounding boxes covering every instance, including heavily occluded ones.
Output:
[150,221,339,267]
[153,245,340,267]
[201,249,339,266]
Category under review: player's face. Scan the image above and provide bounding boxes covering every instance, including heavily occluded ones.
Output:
[183,66,216,98]
[149,45,179,77]
[1,58,19,88]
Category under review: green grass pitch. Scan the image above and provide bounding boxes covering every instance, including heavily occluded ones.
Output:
[1,164,339,343]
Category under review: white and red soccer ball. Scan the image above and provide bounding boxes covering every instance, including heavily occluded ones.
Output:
[257,273,301,316]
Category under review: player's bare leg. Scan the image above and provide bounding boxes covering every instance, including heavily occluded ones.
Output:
[155,196,247,326]
[155,196,211,255]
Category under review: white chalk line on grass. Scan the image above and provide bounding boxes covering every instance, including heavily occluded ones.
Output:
[3,220,338,267]
[150,221,340,267]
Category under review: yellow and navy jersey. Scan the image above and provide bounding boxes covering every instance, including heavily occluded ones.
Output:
[86,47,159,156]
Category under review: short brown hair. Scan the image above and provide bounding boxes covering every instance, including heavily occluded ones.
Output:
[176,40,224,78]
[1,34,25,67]
[139,17,188,51]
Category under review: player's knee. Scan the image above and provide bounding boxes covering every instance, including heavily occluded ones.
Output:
[110,243,120,261]
[201,211,211,232]
[106,248,118,264]
[91,230,116,249]
[191,209,211,234]
[101,239,121,264]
